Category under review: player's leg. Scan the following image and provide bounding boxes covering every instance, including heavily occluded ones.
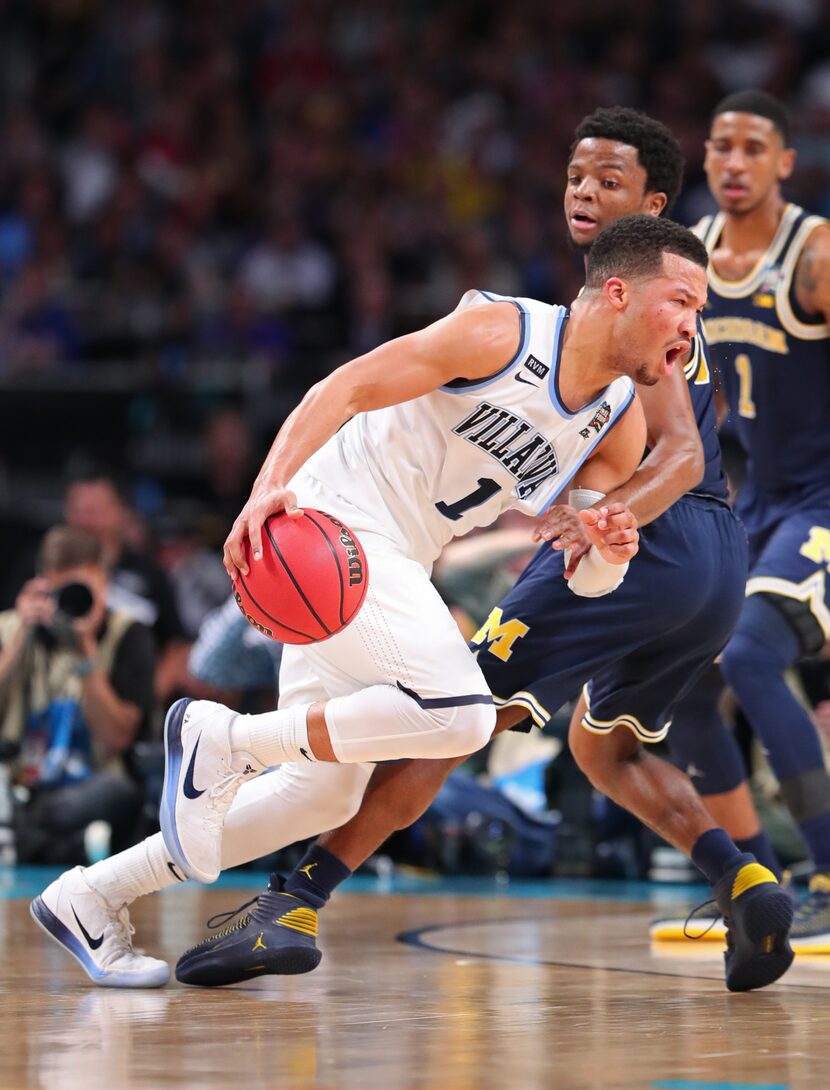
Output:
[33,638,375,987]
[31,759,373,987]
[569,696,793,991]
[719,508,830,949]
[175,703,529,986]
[668,665,783,877]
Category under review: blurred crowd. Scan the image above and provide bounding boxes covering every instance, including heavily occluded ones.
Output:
[4,0,830,874]
[2,0,830,379]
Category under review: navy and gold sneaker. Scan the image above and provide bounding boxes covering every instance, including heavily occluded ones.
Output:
[713,856,794,992]
[175,877,321,987]
[790,872,830,954]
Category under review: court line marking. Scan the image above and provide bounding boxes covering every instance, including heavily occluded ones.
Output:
[397,916,829,992]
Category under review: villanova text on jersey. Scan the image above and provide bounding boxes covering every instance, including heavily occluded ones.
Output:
[451,400,560,501]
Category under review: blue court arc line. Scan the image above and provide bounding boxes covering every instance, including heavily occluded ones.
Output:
[651,1082,788,1090]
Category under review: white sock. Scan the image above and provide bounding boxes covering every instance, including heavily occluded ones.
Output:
[229,703,316,766]
[84,833,185,908]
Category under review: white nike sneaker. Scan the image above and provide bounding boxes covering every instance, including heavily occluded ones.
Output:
[160,698,262,884]
[30,866,170,988]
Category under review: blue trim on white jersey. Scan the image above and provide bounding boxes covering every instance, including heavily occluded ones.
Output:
[537,382,636,513]
[440,293,529,394]
[547,313,619,422]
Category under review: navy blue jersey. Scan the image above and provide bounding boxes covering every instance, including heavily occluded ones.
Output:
[686,319,729,503]
[696,203,830,494]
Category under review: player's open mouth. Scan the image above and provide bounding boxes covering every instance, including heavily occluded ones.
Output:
[723,183,748,199]
[570,211,597,228]
[664,343,688,371]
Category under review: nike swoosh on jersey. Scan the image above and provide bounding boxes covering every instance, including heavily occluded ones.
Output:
[72,906,104,950]
[183,735,206,799]
[514,373,539,386]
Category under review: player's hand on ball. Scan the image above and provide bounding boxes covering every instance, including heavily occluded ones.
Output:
[579,503,638,565]
[224,486,303,578]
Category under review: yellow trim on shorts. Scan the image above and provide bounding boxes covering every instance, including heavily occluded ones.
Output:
[493,690,551,729]
[580,684,671,744]
[745,571,830,639]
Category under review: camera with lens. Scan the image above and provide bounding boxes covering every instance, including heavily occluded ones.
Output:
[52,581,95,621]
[45,581,95,647]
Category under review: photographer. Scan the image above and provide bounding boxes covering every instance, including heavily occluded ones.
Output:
[0,526,155,863]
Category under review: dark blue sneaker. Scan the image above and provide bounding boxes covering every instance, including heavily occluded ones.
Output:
[175,879,321,987]
[713,857,794,992]
[790,871,830,954]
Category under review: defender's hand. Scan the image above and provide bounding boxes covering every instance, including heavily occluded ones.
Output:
[532,505,592,578]
[223,487,303,579]
[579,504,639,565]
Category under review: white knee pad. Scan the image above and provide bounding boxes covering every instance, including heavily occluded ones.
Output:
[325,683,496,762]
[436,700,496,757]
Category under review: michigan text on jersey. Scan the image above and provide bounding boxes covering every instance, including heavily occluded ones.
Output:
[703,317,789,355]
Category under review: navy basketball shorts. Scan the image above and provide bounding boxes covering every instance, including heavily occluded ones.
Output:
[738,481,830,653]
[471,495,748,743]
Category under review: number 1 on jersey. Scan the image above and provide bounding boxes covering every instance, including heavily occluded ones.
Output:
[735,353,756,419]
[435,478,501,521]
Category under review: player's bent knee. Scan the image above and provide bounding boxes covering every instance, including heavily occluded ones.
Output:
[569,718,639,789]
[430,701,496,758]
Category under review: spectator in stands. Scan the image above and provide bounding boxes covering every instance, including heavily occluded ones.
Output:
[64,472,190,702]
[0,526,155,863]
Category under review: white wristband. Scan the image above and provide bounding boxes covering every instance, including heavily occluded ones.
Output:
[565,488,628,597]
[567,546,629,597]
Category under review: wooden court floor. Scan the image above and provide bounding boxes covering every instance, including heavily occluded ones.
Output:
[2,875,830,1090]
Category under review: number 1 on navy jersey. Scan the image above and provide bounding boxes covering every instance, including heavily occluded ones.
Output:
[435,478,501,521]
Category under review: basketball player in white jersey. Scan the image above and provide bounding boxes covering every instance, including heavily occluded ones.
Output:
[30,214,705,986]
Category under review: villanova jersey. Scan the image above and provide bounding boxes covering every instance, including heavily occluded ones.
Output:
[695,203,830,494]
[302,289,635,567]
[685,317,728,502]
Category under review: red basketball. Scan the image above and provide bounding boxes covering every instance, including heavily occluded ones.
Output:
[231,509,369,644]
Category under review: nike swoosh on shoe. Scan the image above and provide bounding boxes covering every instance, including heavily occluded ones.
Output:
[72,906,104,950]
[183,735,206,799]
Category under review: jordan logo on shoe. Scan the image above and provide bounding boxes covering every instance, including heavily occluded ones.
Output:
[252,932,267,951]
[183,735,207,799]
[243,764,256,775]
[72,906,104,950]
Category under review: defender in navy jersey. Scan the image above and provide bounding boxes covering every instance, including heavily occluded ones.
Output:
[164,110,792,995]
[669,90,830,948]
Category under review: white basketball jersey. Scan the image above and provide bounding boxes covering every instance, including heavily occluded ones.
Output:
[300,289,635,567]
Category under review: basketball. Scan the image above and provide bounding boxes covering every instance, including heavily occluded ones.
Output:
[231,509,369,644]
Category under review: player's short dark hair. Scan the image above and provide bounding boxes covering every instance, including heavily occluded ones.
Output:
[570,106,684,215]
[712,90,791,145]
[37,526,103,573]
[584,215,708,288]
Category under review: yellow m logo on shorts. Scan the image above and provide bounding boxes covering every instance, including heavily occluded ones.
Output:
[800,527,830,572]
[471,607,529,662]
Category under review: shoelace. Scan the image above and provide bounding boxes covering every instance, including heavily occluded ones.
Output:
[181,895,261,954]
[100,905,139,969]
[204,771,247,836]
[682,898,723,940]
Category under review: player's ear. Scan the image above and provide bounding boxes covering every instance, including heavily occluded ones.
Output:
[645,192,667,218]
[778,147,796,182]
[604,276,628,311]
